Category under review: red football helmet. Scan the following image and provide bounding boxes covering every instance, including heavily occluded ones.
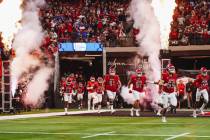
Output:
[166,64,175,74]
[136,68,143,77]
[67,77,73,82]
[200,67,207,76]
[97,77,103,83]
[109,66,116,76]
[90,76,95,82]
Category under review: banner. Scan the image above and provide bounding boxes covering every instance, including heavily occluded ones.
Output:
[59,43,103,52]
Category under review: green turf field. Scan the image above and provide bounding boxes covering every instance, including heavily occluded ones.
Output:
[0,116,209,140]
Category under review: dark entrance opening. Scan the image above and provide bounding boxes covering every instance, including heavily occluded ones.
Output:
[60,55,103,80]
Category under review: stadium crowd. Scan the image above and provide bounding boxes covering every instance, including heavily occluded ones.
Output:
[39,0,210,47]
[40,0,136,47]
[170,0,210,45]
[0,0,209,58]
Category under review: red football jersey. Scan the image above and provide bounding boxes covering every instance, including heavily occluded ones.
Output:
[76,83,85,94]
[162,72,177,93]
[87,81,97,93]
[104,74,120,92]
[65,81,74,94]
[96,82,104,94]
[194,74,209,90]
[130,75,146,92]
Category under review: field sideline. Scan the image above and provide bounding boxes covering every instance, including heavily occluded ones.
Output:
[0,110,210,140]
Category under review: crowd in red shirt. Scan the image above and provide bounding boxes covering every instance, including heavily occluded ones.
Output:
[170,0,210,46]
[40,0,209,47]
[40,0,135,47]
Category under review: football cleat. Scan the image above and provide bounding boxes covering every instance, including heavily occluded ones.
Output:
[193,110,197,118]
[200,110,205,115]
[111,110,116,114]
[156,110,161,116]
[161,117,167,123]
[136,110,140,117]
[130,110,134,117]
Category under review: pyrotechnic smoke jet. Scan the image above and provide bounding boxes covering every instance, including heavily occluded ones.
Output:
[127,0,161,104]
[151,0,176,50]
[25,66,53,106]
[11,0,53,106]
[121,86,135,105]
[122,0,176,107]
[0,0,23,50]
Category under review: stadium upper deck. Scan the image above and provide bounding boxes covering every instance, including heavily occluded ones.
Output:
[40,0,209,47]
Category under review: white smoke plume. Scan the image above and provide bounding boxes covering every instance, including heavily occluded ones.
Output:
[11,0,53,106]
[128,0,161,103]
[120,86,135,105]
[25,67,53,106]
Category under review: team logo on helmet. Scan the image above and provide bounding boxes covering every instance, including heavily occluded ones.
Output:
[200,67,207,76]
[166,64,175,74]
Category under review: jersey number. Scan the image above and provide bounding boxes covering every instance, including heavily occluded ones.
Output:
[109,79,114,86]
[167,80,175,88]
[136,81,142,88]
[201,80,208,86]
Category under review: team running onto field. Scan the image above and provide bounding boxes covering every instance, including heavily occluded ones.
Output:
[60,64,209,122]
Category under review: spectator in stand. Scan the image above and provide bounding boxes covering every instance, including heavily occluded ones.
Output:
[169,28,179,46]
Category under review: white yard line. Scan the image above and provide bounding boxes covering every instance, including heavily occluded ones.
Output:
[0,131,90,135]
[81,131,115,139]
[165,133,190,140]
[0,110,110,121]
[11,122,205,125]
[0,131,209,138]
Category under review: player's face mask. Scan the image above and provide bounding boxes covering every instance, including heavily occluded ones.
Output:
[136,69,142,77]
[109,69,116,76]
[137,73,142,77]
[201,71,207,76]
[98,77,103,83]
[168,67,175,74]
[90,77,95,82]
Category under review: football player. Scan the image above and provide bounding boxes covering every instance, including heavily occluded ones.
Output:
[104,66,122,113]
[87,76,98,110]
[158,64,177,122]
[63,76,75,115]
[76,81,85,109]
[193,67,209,117]
[128,68,147,117]
[96,77,104,113]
